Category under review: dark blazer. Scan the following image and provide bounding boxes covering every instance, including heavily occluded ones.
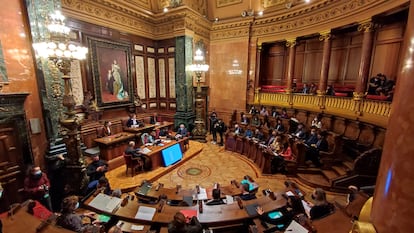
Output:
[316,138,329,152]
[126,118,141,128]
[310,203,334,220]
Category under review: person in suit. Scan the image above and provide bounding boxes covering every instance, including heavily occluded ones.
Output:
[233,124,243,136]
[168,211,203,233]
[275,119,285,134]
[304,127,318,146]
[305,131,329,167]
[86,154,108,183]
[103,121,112,136]
[253,128,264,141]
[126,114,143,128]
[293,123,306,140]
[176,124,188,138]
[125,141,151,170]
[206,188,225,206]
[150,113,160,124]
[309,188,334,220]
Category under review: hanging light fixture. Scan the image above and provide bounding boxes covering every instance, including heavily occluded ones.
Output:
[32,10,88,62]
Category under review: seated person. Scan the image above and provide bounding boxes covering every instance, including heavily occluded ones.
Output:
[206,188,225,206]
[233,124,243,136]
[141,133,155,145]
[159,127,171,139]
[304,127,318,146]
[275,119,285,133]
[56,195,97,232]
[241,114,249,125]
[311,115,322,129]
[244,126,253,138]
[253,128,264,141]
[87,177,120,197]
[308,188,334,220]
[126,114,143,128]
[279,142,293,161]
[270,136,283,153]
[239,183,257,200]
[176,124,188,138]
[126,141,151,170]
[168,211,202,233]
[240,175,259,192]
[292,123,306,140]
[103,121,112,136]
[251,115,261,127]
[86,154,108,183]
[271,106,279,118]
[150,113,161,124]
[305,131,329,167]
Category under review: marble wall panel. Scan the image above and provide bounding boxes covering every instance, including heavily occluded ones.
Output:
[135,56,146,99]
[168,57,176,98]
[148,57,156,98]
[158,58,166,98]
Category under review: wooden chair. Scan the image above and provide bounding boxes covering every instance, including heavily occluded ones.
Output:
[123,153,143,176]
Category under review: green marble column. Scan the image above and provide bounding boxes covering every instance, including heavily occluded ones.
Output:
[26,0,64,142]
[174,36,195,130]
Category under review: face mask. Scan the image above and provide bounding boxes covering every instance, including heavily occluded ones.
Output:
[32,171,42,179]
[75,202,79,210]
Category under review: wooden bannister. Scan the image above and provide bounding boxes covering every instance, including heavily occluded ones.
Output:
[254,92,390,128]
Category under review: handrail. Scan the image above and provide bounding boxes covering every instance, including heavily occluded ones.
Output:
[254,92,391,128]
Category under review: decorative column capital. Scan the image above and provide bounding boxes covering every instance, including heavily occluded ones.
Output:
[358,19,377,32]
[285,39,297,48]
[257,43,262,51]
[319,30,331,41]
[353,91,366,101]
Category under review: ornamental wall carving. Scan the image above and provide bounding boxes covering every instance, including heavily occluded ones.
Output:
[62,0,408,43]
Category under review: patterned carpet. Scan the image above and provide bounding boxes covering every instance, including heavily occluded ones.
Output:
[106,136,347,203]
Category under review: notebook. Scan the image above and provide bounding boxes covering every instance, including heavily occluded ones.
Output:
[89,193,122,213]
[284,220,309,233]
[137,183,152,195]
[245,203,259,216]
[135,206,156,221]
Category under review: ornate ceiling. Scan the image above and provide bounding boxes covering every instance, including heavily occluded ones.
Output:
[62,0,409,43]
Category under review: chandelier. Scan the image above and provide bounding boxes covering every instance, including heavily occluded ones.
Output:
[186,49,209,88]
[32,10,88,62]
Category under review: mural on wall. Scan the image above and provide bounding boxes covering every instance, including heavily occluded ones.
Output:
[0,40,8,83]
[88,37,133,108]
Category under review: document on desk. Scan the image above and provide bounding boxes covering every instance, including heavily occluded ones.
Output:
[286,191,295,197]
[225,195,234,204]
[197,187,208,200]
[301,200,312,218]
[284,220,309,233]
[89,193,122,213]
[141,147,152,154]
[135,206,156,221]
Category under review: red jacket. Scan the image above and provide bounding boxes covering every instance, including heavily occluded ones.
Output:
[24,173,50,199]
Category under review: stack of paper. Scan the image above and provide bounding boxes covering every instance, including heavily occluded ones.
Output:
[135,206,156,221]
[284,220,309,233]
[197,187,208,200]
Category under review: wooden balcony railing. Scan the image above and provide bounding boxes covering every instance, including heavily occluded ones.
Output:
[254,91,391,128]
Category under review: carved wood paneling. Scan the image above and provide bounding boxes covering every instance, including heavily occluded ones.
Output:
[135,55,146,99]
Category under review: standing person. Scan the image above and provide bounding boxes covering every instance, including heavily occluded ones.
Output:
[168,211,203,233]
[86,154,108,184]
[215,119,226,146]
[209,110,217,134]
[24,166,52,210]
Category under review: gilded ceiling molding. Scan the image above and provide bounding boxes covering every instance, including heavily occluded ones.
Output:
[62,0,156,38]
[253,0,408,43]
[210,18,253,41]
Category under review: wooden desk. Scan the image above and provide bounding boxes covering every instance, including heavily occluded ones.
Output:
[136,184,241,202]
[84,192,287,228]
[140,138,187,169]
[94,132,136,169]
[1,205,74,233]
[123,124,155,135]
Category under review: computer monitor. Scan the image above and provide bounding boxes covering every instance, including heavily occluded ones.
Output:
[161,143,183,166]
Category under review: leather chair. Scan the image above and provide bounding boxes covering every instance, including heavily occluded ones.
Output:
[96,126,105,138]
[123,153,143,176]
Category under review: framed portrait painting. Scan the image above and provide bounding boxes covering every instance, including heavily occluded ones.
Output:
[88,37,133,108]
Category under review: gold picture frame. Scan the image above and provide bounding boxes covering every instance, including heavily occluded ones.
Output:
[216,0,242,8]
